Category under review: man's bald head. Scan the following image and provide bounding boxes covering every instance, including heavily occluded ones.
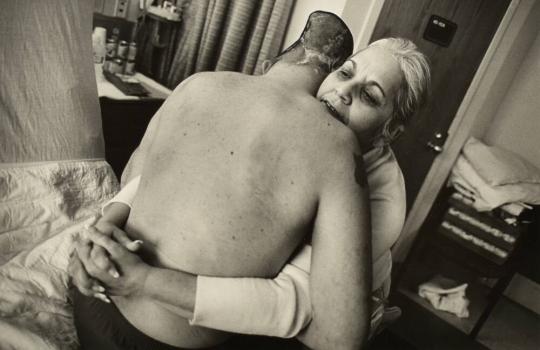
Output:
[269,11,354,74]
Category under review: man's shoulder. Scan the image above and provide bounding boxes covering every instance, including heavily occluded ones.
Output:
[315,124,365,186]
[174,71,249,93]
[190,71,247,82]
[325,123,361,161]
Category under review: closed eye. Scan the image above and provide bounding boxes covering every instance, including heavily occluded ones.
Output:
[361,89,380,107]
[337,69,352,79]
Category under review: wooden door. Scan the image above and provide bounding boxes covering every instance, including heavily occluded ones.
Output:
[370,0,510,210]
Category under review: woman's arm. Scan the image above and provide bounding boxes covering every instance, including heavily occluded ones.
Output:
[76,227,313,337]
[88,175,142,277]
[70,176,141,300]
[71,176,314,337]
[189,246,311,337]
[80,147,373,350]
[102,175,141,224]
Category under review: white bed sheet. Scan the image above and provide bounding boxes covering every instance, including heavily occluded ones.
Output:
[0,160,119,349]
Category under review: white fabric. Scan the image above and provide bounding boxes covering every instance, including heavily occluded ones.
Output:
[462,137,540,186]
[0,160,119,349]
[191,246,312,338]
[366,146,406,288]
[102,175,141,215]
[449,155,540,211]
[0,0,104,163]
[418,275,470,318]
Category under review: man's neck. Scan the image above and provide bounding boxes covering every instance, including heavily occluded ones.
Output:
[264,63,326,96]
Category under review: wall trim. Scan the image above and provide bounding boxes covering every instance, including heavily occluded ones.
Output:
[341,0,386,50]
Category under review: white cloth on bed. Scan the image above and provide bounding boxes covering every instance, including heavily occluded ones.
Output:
[0,160,118,349]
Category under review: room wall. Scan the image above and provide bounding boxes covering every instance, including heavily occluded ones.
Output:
[282,0,347,48]
[463,0,540,314]
[282,0,384,51]
[484,31,540,168]
[482,24,540,315]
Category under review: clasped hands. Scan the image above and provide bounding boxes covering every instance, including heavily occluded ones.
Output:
[69,220,149,303]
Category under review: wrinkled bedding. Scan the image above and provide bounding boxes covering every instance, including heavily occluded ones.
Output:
[0,160,118,349]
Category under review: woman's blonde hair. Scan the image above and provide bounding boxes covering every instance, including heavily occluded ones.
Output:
[367,38,431,144]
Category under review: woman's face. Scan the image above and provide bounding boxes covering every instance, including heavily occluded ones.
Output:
[317,46,403,145]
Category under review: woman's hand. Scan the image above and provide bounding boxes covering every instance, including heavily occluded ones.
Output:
[68,242,110,302]
[74,226,151,298]
[90,220,142,276]
[69,221,143,302]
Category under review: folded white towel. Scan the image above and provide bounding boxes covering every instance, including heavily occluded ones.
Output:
[449,155,540,211]
[463,138,540,186]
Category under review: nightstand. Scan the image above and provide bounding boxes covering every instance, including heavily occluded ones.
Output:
[394,188,536,339]
[97,67,171,178]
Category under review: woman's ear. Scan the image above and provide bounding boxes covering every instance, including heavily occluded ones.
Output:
[380,118,404,145]
[261,60,273,74]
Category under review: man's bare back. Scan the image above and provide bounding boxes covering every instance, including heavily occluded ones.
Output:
[112,70,364,347]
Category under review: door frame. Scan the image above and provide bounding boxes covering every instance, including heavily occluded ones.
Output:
[388,0,538,262]
[341,0,386,51]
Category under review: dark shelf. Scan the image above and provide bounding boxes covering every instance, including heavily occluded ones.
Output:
[398,258,493,335]
[389,291,490,350]
[395,189,537,341]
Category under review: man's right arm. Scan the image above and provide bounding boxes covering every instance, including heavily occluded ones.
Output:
[121,74,199,186]
[121,111,161,186]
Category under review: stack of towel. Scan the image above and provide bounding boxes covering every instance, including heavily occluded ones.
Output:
[448,137,540,224]
[417,138,540,317]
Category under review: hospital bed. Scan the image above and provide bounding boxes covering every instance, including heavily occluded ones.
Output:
[0,1,121,348]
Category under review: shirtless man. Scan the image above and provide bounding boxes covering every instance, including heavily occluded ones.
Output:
[73,12,369,350]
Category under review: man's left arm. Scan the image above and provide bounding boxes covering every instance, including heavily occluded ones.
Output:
[299,146,372,350]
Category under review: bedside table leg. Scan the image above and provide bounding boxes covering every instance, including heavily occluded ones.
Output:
[469,271,514,339]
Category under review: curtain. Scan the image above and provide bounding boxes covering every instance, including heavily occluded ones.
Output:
[166,0,294,88]
[0,0,104,163]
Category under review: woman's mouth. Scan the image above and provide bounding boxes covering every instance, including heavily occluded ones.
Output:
[321,99,348,125]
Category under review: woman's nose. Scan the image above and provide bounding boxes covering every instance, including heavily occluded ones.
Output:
[335,86,352,105]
